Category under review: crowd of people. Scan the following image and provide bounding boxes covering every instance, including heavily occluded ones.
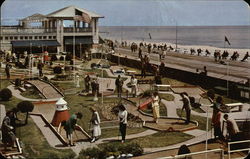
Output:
[113,40,249,63]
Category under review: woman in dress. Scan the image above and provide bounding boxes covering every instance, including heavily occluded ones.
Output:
[152,92,160,123]
[89,107,101,143]
[118,104,128,143]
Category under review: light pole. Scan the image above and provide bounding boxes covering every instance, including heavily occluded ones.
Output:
[199,96,213,158]
[73,20,76,87]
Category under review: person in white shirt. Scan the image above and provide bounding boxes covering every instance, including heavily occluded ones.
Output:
[118,104,128,143]
[130,75,138,97]
[152,92,160,123]
[90,107,101,143]
[223,114,240,141]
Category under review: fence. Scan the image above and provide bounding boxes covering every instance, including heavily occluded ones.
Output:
[228,140,250,159]
[157,149,224,159]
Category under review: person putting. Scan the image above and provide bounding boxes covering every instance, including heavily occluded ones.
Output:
[59,112,83,146]
[180,92,191,124]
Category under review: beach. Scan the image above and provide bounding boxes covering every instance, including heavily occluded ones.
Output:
[100,26,250,58]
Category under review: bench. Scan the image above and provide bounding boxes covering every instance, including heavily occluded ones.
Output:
[225,103,243,112]
[154,84,171,91]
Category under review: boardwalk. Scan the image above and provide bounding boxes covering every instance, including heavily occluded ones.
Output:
[27,80,63,99]
[116,48,250,83]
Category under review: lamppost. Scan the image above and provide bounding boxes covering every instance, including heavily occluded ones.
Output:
[199,96,213,159]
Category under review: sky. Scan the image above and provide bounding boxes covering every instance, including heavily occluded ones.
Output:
[1,0,250,26]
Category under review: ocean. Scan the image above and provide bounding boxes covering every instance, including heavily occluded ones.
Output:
[100,26,250,49]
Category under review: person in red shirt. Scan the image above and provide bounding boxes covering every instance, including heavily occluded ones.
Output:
[212,108,224,140]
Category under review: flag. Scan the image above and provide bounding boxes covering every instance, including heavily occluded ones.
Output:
[225,36,231,45]
[148,33,152,39]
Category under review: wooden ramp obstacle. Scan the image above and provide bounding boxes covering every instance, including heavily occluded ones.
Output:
[27,80,63,99]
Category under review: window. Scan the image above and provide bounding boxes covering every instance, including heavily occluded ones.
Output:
[43,36,47,39]
[0,37,2,40]
[29,36,32,39]
[5,37,8,40]
[49,36,52,39]
[53,36,56,39]
[10,37,13,40]
[20,36,24,40]
[25,36,28,39]
[14,36,18,40]
[35,36,38,39]
[39,36,42,39]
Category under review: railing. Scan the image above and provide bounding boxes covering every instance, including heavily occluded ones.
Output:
[228,140,250,159]
[157,149,224,159]
[64,27,92,33]
[1,27,92,34]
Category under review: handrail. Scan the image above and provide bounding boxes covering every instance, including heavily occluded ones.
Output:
[228,140,250,159]
[157,149,224,159]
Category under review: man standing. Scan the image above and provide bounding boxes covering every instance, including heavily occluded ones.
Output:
[115,75,123,97]
[180,92,191,124]
[212,108,224,140]
[37,60,43,77]
[84,75,91,93]
[5,62,11,79]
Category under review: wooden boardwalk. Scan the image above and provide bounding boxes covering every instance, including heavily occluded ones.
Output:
[27,80,63,99]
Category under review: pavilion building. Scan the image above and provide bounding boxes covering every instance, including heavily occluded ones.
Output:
[0,5,104,57]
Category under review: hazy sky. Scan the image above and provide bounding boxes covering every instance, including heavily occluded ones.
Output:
[1,0,250,26]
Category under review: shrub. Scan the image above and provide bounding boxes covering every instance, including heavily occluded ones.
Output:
[53,66,62,74]
[17,101,34,124]
[79,147,104,159]
[59,56,65,61]
[65,53,72,61]
[91,63,97,68]
[0,88,12,101]
[78,142,143,159]
[51,54,58,61]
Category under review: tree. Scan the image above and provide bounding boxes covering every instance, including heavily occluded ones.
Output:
[0,88,12,101]
[17,101,34,124]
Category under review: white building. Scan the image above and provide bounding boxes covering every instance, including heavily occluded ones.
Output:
[0,6,104,57]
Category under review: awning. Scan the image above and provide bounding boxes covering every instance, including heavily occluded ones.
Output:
[11,40,61,47]
[64,37,93,45]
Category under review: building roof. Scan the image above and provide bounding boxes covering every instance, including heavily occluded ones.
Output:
[20,13,47,22]
[46,5,104,18]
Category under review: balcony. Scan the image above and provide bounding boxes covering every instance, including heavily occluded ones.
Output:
[64,27,92,33]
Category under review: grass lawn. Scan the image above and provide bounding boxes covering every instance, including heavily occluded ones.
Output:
[101,127,147,139]
[99,132,193,148]
[177,109,211,131]
[16,118,75,158]
[20,89,42,99]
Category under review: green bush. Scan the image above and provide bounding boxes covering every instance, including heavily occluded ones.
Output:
[0,88,12,101]
[79,147,104,159]
[51,54,58,61]
[59,56,65,61]
[78,142,143,159]
[53,66,62,74]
